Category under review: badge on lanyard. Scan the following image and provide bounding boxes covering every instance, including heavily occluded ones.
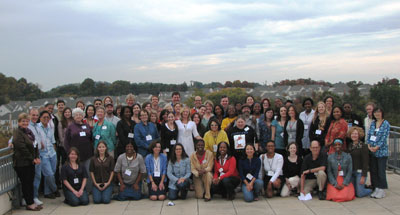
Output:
[128,133,134,138]
[354,120,359,125]
[316,130,322,135]
[213,144,218,152]
[154,171,161,177]
[370,136,377,141]
[304,125,309,130]
[246,173,254,180]
[170,140,176,145]
[244,127,249,131]
[267,171,274,176]
[95,135,100,140]
[102,125,107,130]
[280,132,284,137]
[79,131,86,137]
[73,178,79,184]
[125,169,132,176]
[202,159,207,164]
[165,148,170,153]
[146,135,152,141]
[338,170,344,176]
[82,125,87,129]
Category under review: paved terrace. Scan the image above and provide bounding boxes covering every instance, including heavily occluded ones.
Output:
[9,172,400,215]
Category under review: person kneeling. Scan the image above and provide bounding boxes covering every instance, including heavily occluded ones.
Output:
[260,141,284,198]
[191,140,214,202]
[61,148,89,206]
[240,144,263,202]
[145,142,167,201]
[113,142,146,201]
[326,139,355,202]
[300,140,327,200]
[167,144,191,200]
[211,142,240,200]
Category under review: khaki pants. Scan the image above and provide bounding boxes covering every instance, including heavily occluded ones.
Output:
[193,172,213,199]
[281,175,300,197]
[304,170,327,194]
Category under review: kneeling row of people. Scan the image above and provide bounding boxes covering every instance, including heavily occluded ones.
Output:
[61,136,371,206]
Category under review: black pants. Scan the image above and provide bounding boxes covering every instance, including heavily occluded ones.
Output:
[55,146,67,187]
[15,165,35,205]
[211,176,240,197]
[370,155,388,189]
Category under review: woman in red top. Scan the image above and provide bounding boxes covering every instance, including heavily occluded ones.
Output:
[211,141,240,200]
[325,106,348,154]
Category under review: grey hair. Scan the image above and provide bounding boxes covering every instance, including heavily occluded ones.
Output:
[72,108,84,117]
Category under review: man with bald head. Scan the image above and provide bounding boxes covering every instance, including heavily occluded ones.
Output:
[191,96,202,115]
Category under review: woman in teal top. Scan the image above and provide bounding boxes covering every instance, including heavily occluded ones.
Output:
[271,106,287,155]
[367,107,390,199]
[93,106,116,157]
[167,143,191,200]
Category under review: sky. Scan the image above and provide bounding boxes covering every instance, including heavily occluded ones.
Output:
[1,0,399,91]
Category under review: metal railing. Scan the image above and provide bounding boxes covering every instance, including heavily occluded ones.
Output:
[0,147,18,195]
[388,125,400,173]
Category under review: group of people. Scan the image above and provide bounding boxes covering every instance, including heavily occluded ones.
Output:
[12,92,390,211]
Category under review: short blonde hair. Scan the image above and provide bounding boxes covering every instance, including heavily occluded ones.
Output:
[18,113,29,122]
[347,126,365,139]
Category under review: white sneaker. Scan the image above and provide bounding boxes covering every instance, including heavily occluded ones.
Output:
[21,198,27,206]
[370,188,378,198]
[34,198,43,205]
[375,189,386,199]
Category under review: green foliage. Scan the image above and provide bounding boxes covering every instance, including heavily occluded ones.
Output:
[0,73,43,105]
[204,88,247,106]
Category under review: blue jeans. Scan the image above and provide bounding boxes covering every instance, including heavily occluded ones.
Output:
[41,154,57,195]
[351,171,372,197]
[370,156,388,189]
[33,163,41,198]
[114,183,142,201]
[242,179,263,202]
[92,184,113,204]
[168,179,189,200]
[64,189,89,206]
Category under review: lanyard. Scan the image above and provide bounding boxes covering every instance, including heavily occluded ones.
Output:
[154,157,160,172]
[220,155,227,166]
[266,155,275,170]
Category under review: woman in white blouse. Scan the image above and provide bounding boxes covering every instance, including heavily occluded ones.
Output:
[260,141,284,198]
[176,106,202,157]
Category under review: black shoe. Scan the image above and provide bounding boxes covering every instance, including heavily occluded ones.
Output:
[318,190,326,200]
[44,194,56,199]
[54,190,61,197]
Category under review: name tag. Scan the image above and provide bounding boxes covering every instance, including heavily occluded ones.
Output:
[154,171,161,177]
[267,171,274,176]
[375,128,379,132]
[246,173,254,180]
[82,125,87,129]
[202,159,207,164]
[370,136,377,141]
[128,133,134,138]
[339,170,344,176]
[220,172,225,177]
[95,135,100,140]
[33,140,38,148]
[79,132,86,137]
[73,178,79,184]
[304,125,309,130]
[280,132,284,137]
[125,169,132,176]
[165,148,169,153]
[244,127,249,131]
[354,120,359,125]
[213,144,218,152]
[146,135,152,141]
[219,168,223,173]
[316,130,322,135]
[357,169,362,173]
[170,140,176,145]
[102,125,107,130]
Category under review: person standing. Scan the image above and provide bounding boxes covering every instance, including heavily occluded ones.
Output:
[299,98,315,157]
[13,113,41,211]
[93,106,117,157]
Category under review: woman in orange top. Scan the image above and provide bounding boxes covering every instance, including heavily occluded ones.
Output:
[325,106,348,154]
[211,142,240,200]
